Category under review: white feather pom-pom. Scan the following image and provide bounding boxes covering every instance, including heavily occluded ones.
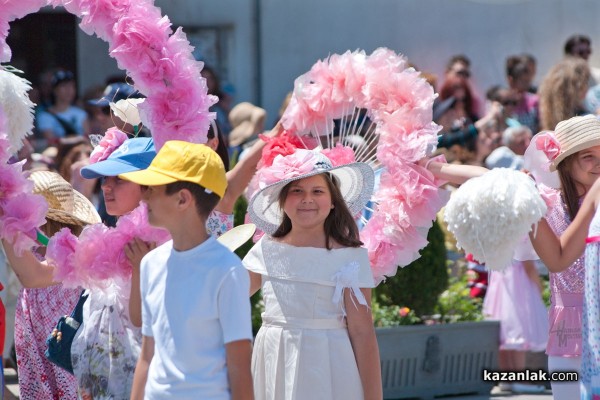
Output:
[444,168,546,271]
[0,68,35,152]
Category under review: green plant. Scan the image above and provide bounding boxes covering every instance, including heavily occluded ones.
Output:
[372,301,421,327]
[434,274,484,323]
[374,220,448,316]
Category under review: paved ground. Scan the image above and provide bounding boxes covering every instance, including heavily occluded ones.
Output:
[4,368,19,400]
[2,368,555,399]
[448,386,553,399]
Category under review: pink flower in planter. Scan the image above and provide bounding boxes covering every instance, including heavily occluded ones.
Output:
[399,307,410,317]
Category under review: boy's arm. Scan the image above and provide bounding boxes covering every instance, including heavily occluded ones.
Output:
[131,335,155,400]
[345,288,383,400]
[218,265,254,399]
[125,238,156,327]
[225,339,254,400]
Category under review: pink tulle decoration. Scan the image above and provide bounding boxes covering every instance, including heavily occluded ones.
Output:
[258,149,318,189]
[0,192,48,255]
[535,131,561,164]
[46,203,170,290]
[89,127,128,163]
[46,228,79,285]
[279,48,449,283]
[322,143,356,166]
[0,108,47,255]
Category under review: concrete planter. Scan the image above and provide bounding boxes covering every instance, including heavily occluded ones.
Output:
[376,321,500,399]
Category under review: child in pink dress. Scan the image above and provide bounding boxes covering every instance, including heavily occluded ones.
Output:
[3,171,101,399]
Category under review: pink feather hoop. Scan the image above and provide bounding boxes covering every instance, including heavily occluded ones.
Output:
[1,0,217,149]
[0,0,212,285]
[279,49,450,283]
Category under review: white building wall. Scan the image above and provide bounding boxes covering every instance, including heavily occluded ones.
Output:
[260,0,600,125]
[76,0,257,107]
[75,0,600,129]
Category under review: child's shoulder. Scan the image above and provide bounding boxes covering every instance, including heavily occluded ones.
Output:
[143,240,173,264]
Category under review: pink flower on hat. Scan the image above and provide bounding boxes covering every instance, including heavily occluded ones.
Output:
[535,131,561,162]
[322,143,356,166]
[259,149,319,188]
[90,128,129,164]
[258,130,305,168]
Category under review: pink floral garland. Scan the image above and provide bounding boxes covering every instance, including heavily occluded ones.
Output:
[280,49,450,283]
[47,203,170,290]
[1,0,217,149]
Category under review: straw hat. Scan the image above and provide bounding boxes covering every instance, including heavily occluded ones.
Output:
[550,114,600,171]
[248,149,374,235]
[228,102,266,147]
[30,171,101,226]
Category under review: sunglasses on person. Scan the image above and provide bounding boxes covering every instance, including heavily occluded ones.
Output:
[500,99,518,106]
[52,70,75,87]
[578,48,592,56]
[455,69,471,78]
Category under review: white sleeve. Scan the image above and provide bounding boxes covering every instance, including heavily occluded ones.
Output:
[140,258,153,337]
[218,264,253,344]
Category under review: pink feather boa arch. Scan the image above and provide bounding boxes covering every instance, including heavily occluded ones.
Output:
[1,0,217,149]
[280,49,450,283]
[0,1,213,284]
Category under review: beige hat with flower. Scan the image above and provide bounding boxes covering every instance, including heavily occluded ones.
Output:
[550,114,600,171]
[30,171,101,226]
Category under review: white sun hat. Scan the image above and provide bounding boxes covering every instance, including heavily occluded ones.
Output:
[248,148,374,235]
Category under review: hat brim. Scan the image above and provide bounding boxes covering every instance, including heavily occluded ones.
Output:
[87,98,111,107]
[119,166,180,186]
[229,121,255,147]
[81,158,148,179]
[47,190,101,226]
[216,223,256,251]
[248,162,375,235]
[550,137,600,171]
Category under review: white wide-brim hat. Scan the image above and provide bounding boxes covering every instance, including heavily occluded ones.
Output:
[248,149,374,235]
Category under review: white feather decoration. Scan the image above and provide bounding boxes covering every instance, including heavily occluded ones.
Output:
[0,67,35,152]
[443,168,547,271]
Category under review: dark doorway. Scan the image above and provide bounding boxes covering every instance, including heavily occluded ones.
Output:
[6,11,77,88]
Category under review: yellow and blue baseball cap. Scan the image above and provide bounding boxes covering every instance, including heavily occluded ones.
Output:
[80,137,156,179]
[119,140,227,198]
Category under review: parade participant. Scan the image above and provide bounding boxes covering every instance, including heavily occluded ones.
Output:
[426,115,600,399]
[2,171,100,399]
[243,148,382,399]
[125,141,253,399]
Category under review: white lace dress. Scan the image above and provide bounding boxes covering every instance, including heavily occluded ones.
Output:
[243,236,375,400]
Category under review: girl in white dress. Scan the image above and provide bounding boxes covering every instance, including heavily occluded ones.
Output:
[243,148,382,400]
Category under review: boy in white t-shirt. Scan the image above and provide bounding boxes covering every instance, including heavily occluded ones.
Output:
[125,141,253,400]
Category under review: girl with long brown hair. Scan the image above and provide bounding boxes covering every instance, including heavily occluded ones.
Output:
[243,148,382,400]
